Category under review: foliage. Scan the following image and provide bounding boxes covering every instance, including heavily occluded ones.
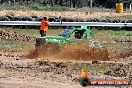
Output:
[0,4,71,11]
[29,3,71,11]
[0,5,27,10]
[0,0,131,9]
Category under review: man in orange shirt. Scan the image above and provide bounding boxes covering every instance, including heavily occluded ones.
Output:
[40,17,49,37]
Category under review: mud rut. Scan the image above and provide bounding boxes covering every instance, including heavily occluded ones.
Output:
[0,29,36,42]
[0,59,131,88]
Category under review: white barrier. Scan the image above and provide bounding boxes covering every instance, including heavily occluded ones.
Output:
[0,21,132,27]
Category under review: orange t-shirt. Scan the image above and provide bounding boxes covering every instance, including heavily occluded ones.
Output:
[40,20,48,31]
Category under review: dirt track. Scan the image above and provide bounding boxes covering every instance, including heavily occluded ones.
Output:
[0,71,80,88]
[0,68,80,88]
[0,58,131,88]
[0,28,132,88]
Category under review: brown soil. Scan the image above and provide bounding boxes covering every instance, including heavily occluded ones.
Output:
[0,59,131,88]
[0,10,132,19]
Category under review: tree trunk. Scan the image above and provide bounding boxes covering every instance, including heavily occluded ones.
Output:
[70,0,73,8]
[72,0,76,8]
[90,0,93,8]
[59,0,63,6]
[54,0,57,5]
[51,0,53,6]
[13,0,16,5]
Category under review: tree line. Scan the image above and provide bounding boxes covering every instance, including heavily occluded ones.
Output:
[0,0,132,8]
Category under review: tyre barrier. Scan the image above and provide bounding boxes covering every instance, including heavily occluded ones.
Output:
[0,16,10,21]
[0,15,131,23]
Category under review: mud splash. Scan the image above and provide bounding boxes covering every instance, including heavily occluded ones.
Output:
[56,44,109,61]
[26,43,61,59]
[27,43,109,61]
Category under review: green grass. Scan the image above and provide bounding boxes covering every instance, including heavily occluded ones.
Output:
[74,63,88,70]
[7,27,39,37]
[7,27,63,37]
[91,64,112,73]
[107,30,132,36]
[91,28,98,34]
[6,27,132,38]
[74,63,111,74]
[92,28,132,36]
[0,39,26,51]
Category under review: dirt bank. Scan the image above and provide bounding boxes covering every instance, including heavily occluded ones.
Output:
[0,10,132,19]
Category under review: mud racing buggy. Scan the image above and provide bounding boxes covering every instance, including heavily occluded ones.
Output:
[35,26,107,55]
[35,26,93,49]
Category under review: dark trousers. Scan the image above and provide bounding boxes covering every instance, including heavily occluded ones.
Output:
[40,30,46,37]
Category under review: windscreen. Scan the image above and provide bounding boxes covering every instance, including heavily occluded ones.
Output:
[60,29,71,37]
